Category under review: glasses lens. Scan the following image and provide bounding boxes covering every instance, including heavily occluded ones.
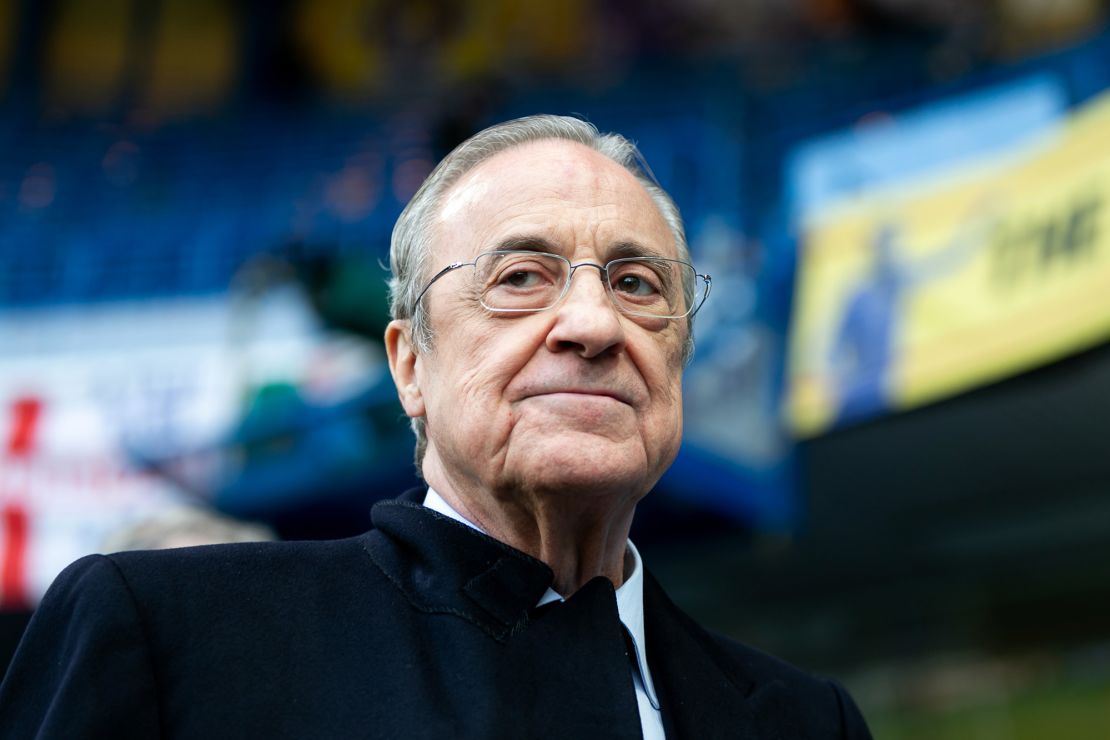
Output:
[606,258,699,318]
[475,251,569,311]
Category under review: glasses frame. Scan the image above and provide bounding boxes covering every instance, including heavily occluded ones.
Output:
[413,249,712,320]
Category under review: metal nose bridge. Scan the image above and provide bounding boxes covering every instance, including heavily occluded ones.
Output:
[566,261,609,282]
[559,261,614,307]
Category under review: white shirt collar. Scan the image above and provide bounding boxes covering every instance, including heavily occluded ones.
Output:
[423,487,660,709]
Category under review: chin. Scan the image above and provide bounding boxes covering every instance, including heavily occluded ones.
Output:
[506,433,652,495]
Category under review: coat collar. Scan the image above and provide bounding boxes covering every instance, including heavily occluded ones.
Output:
[424,486,661,710]
[363,488,556,641]
[366,490,785,738]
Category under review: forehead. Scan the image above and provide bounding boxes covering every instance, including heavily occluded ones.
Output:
[434,140,675,260]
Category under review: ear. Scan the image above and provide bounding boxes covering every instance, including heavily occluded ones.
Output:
[385,319,426,419]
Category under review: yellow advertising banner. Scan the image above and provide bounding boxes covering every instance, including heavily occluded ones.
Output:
[786,89,1110,437]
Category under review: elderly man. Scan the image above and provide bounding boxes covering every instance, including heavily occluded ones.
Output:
[0,116,871,739]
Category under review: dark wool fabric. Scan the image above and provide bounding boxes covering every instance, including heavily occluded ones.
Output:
[0,490,872,739]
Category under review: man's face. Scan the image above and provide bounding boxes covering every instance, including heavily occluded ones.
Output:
[392,140,687,501]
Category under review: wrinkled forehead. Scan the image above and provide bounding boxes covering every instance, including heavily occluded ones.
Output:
[432,140,675,262]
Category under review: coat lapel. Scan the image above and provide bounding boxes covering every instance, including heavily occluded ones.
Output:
[363,491,555,641]
[643,572,792,740]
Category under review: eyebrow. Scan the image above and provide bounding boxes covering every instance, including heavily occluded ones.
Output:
[490,236,667,261]
[605,240,667,261]
[492,235,562,254]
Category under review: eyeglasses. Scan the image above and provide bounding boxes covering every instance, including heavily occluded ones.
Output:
[414,250,712,319]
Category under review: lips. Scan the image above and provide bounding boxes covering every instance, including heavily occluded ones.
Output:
[519,387,635,405]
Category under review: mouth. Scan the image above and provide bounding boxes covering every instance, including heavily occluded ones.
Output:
[524,388,634,406]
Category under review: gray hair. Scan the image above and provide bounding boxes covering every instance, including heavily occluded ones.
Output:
[388,114,693,474]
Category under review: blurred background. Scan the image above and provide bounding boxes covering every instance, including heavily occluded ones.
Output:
[2,0,1110,736]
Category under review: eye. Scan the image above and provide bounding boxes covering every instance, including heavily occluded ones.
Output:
[475,251,566,309]
[501,268,545,289]
[613,274,655,296]
[610,263,664,297]
[493,259,560,291]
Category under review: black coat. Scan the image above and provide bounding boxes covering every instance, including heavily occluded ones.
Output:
[0,491,872,739]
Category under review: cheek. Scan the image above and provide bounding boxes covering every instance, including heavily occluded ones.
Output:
[425,326,535,431]
[655,377,685,440]
[453,364,505,420]
[638,338,687,446]
[422,359,511,463]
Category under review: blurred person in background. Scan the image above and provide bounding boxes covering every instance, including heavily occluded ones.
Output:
[0,115,871,739]
[100,507,277,553]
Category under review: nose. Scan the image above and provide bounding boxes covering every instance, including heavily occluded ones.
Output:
[544,263,626,359]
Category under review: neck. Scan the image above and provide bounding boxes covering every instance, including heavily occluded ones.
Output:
[423,456,638,596]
